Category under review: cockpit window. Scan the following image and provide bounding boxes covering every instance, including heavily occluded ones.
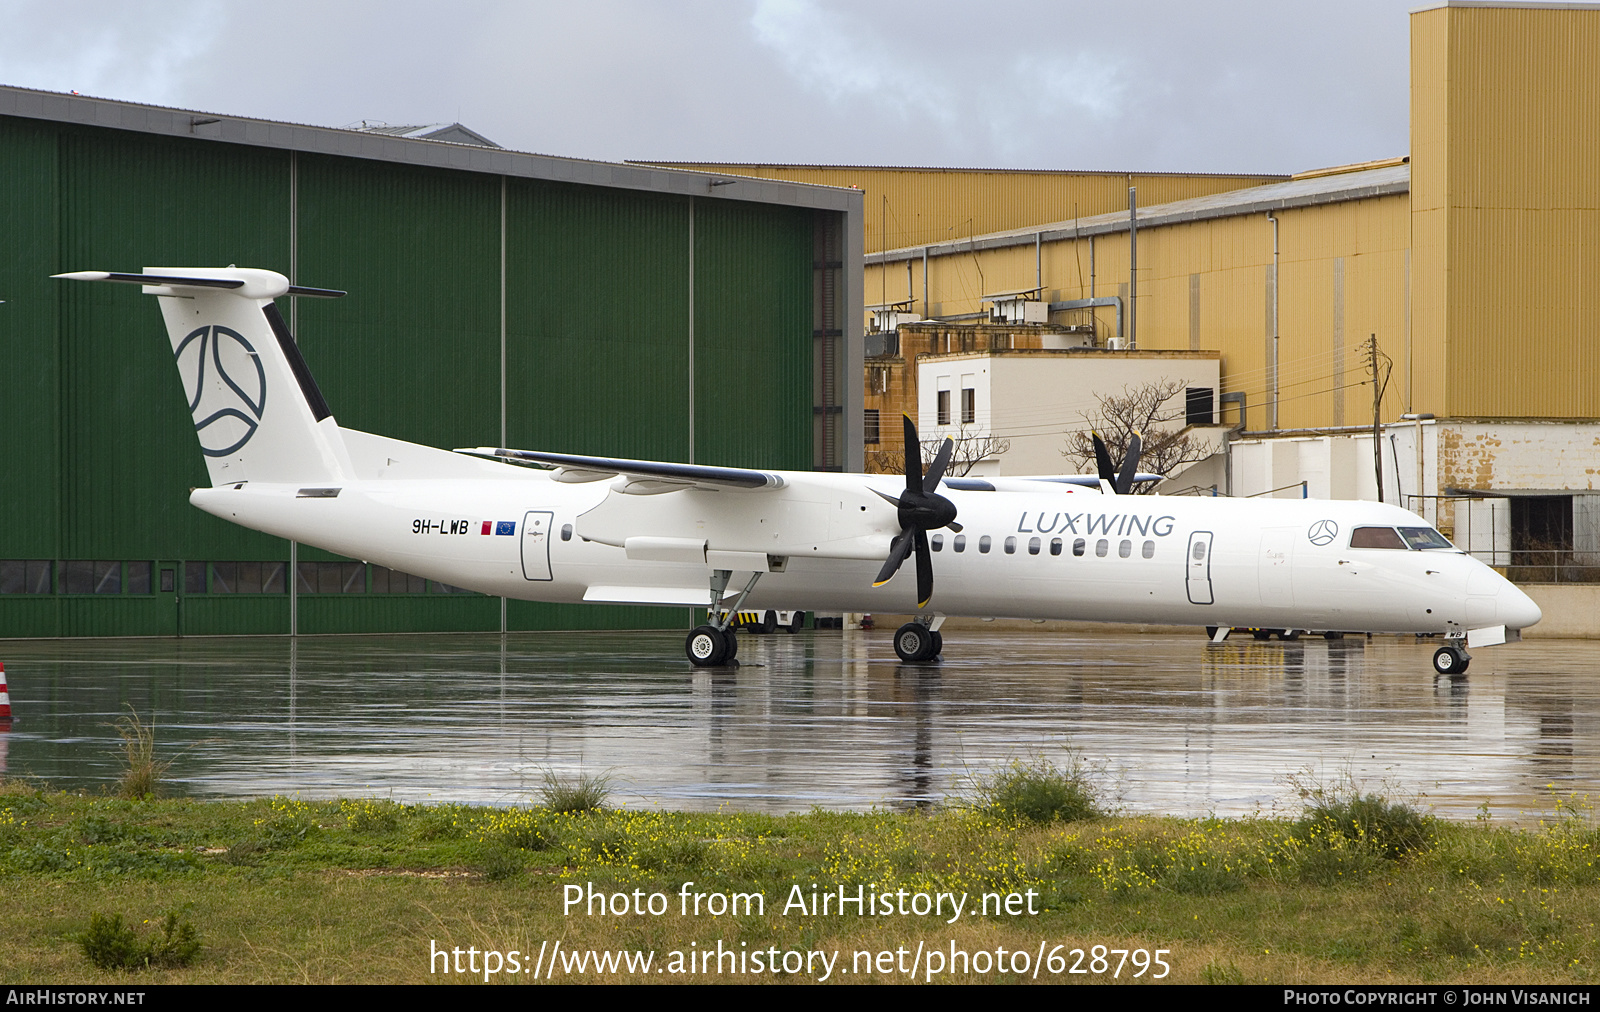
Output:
[1398,526,1453,550]
[1350,526,1406,549]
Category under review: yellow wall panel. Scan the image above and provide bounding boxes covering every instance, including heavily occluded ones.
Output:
[654,164,1284,253]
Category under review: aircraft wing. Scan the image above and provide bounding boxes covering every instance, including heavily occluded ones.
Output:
[944,473,1164,491]
[454,447,785,493]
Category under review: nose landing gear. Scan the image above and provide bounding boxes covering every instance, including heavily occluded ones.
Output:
[1432,643,1471,675]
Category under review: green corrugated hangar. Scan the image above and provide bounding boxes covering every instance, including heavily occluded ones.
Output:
[0,86,864,638]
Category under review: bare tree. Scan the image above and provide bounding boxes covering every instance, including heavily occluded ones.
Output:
[866,425,1011,478]
[1062,380,1212,494]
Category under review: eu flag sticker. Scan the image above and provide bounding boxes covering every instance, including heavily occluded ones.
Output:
[495,520,517,536]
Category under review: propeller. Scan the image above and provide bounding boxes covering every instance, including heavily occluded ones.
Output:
[871,415,963,608]
[1091,430,1145,494]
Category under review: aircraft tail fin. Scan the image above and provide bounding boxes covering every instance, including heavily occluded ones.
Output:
[54,268,354,487]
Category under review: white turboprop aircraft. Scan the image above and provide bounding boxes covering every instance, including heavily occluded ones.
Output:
[56,267,1541,675]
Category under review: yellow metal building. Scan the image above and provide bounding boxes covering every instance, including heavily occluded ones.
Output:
[671,2,1600,447]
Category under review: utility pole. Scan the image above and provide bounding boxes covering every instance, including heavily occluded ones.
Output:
[1367,334,1387,503]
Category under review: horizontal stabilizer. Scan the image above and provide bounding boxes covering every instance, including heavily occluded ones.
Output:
[54,270,344,299]
[455,447,784,491]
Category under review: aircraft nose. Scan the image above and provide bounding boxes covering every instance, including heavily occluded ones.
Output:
[1500,581,1542,630]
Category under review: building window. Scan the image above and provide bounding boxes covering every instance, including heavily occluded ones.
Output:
[962,388,976,424]
[864,409,880,445]
[936,390,951,426]
[371,566,426,593]
[0,560,53,594]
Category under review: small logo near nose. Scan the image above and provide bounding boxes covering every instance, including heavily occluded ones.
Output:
[1307,520,1338,546]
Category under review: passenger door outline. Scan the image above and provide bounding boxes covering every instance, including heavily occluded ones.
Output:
[1186,530,1214,605]
[521,511,554,581]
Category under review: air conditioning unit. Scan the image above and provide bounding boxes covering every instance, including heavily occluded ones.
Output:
[1105,336,1128,350]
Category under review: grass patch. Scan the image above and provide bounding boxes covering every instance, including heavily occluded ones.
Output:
[79,911,200,971]
[537,769,614,814]
[1,780,1597,984]
[962,752,1105,825]
[109,706,173,801]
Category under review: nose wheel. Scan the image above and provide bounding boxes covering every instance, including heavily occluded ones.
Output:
[1432,644,1471,675]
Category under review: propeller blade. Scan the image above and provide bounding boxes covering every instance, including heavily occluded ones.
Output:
[872,488,902,508]
[873,530,915,587]
[1115,431,1144,495]
[1091,431,1115,485]
[913,529,933,608]
[902,414,923,492]
[946,521,963,533]
[923,436,955,492]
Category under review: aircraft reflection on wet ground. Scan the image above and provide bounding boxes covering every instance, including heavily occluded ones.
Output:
[0,630,1594,819]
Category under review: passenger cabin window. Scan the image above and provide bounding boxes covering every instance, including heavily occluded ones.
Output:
[1095,539,1109,557]
[1028,537,1041,555]
[979,535,992,554]
[1399,526,1453,550]
[1050,538,1062,556]
[953,535,966,553]
[1118,540,1132,558]
[1073,538,1086,557]
[1142,540,1155,559]
[561,523,573,541]
[931,533,943,552]
[1004,536,1016,554]
[1350,526,1407,549]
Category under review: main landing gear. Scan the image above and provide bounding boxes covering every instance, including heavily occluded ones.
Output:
[685,568,761,668]
[1433,642,1471,676]
[893,616,944,663]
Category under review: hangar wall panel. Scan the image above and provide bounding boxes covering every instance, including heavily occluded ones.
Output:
[1413,3,1600,420]
[0,117,61,561]
[296,154,502,453]
[504,179,691,462]
[691,198,814,469]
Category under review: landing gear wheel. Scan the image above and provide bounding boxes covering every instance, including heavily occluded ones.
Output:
[723,626,739,660]
[930,631,943,658]
[1252,630,1272,641]
[686,625,731,667]
[1433,644,1470,675]
[893,622,938,662]
[1278,629,1301,642]
[1322,631,1346,640]
[761,610,778,634]
[787,612,805,633]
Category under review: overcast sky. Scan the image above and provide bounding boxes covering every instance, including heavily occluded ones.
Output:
[1,0,1415,175]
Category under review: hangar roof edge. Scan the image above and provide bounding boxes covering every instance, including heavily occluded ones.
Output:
[868,164,1410,264]
[0,84,860,214]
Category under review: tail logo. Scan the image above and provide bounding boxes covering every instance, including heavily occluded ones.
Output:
[175,324,267,457]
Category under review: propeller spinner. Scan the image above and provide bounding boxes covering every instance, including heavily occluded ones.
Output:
[872,415,963,608]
